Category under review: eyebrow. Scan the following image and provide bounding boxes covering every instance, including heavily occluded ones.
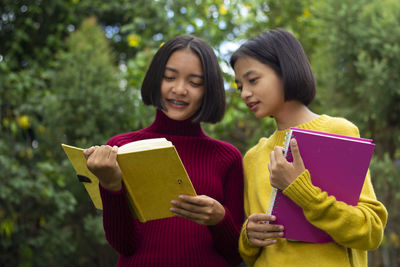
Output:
[235,70,256,83]
[165,67,204,79]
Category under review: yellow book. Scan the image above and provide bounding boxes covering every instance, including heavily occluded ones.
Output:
[61,138,197,222]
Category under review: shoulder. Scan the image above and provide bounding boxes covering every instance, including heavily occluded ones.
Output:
[203,136,243,162]
[243,137,269,161]
[320,115,360,137]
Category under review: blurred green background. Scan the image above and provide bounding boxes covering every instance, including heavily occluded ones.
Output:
[1,0,399,266]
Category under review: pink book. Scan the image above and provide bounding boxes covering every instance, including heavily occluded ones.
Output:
[267,127,375,243]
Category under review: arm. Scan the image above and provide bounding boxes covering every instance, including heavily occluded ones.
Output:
[171,149,245,265]
[238,151,262,266]
[84,143,140,256]
[284,169,387,249]
[238,213,283,266]
[270,126,387,249]
[207,150,245,266]
[100,184,142,255]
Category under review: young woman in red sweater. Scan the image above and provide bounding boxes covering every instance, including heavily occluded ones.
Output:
[83,35,244,266]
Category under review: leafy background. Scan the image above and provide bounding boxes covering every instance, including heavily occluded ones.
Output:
[1,0,399,266]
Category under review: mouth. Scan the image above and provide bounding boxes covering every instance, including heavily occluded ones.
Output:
[167,99,189,107]
[246,101,259,110]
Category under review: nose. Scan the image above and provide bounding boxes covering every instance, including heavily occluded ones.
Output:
[172,79,187,95]
[240,86,252,101]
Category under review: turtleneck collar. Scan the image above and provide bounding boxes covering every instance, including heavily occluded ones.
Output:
[144,109,206,137]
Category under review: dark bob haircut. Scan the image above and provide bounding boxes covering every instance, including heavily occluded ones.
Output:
[141,35,225,123]
[230,29,316,106]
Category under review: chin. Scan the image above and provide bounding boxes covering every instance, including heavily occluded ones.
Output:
[254,113,267,119]
[165,112,192,121]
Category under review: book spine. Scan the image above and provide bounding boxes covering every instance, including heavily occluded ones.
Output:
[283,130,294,162]
[266,130,293,217]
[266,187,278,216]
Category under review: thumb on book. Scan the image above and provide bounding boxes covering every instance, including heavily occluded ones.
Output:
[290,139,305,169]
[83,146,95,160]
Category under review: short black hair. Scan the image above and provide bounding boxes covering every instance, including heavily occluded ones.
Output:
[230,29,315,106]
[141,34,225,123]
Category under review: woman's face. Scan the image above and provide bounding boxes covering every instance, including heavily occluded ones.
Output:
[234,56,285,119]
[161,49,205,121]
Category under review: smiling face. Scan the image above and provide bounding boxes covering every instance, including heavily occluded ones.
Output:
[161,49,205,121]
[234,56,285,119]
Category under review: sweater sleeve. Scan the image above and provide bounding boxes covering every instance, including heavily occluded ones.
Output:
[98,137,142,256]
[238,218,262,266]
[283,169,387,249]
[208,148,244,266]
[100,184,142,256]
[238,149,262,266]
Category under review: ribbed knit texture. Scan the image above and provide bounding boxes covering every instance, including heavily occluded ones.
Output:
[239,115,387,267]
[100,109,244,267]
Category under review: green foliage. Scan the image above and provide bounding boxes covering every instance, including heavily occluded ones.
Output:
[370,155,400,265]
[0,16,127,265]
[0,0,80,70]
[43,17,135,146]
[312,0,400,151]
[311,0,400,264]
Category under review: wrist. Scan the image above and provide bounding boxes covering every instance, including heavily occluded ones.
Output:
[215,203,226,225]
[100,180,122,192]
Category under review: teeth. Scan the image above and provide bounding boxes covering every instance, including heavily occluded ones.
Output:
[169,99,188,106]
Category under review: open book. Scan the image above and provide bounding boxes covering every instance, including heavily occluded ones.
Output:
[61,138,197,222]
[267,128,375,243]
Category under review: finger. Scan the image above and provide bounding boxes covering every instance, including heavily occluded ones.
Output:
[247,223,284,238]
[249,213,276,223]
[248,229,283,240]
[268,162,272,175]
[290,139,304,168]
[108,145,118,162]
[85,146,100,172]
[249,238,277,247]
[83,146,95,159]
[269,150,276,164]
[97,145,113,159]
[87,145,101,161]
[273,146,286,163]
[171,199,205,214]
[170,206,204,220]
[249,221,284,233]
[178,195,210,206]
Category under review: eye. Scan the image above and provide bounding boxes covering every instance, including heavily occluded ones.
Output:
[234,81,242,92]
[249,77,259,84]
[190,81,204,87]
[163,76,175,81]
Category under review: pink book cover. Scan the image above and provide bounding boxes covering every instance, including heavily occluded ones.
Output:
[269,128,375,243]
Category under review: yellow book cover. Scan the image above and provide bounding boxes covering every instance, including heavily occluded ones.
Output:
[61,138,197,222]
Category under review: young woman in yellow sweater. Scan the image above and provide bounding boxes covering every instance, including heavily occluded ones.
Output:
[230,29,387,267]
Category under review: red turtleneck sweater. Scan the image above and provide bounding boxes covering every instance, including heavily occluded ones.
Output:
[100,110,244,266]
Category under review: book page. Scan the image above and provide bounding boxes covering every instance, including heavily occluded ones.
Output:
[118,138,173,154]
[291,128,372,144]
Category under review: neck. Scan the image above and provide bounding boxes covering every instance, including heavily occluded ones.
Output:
[274,101,319,130]
[146,109,205,137]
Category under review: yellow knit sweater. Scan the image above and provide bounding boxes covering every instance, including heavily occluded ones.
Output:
[239,115,387,267]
